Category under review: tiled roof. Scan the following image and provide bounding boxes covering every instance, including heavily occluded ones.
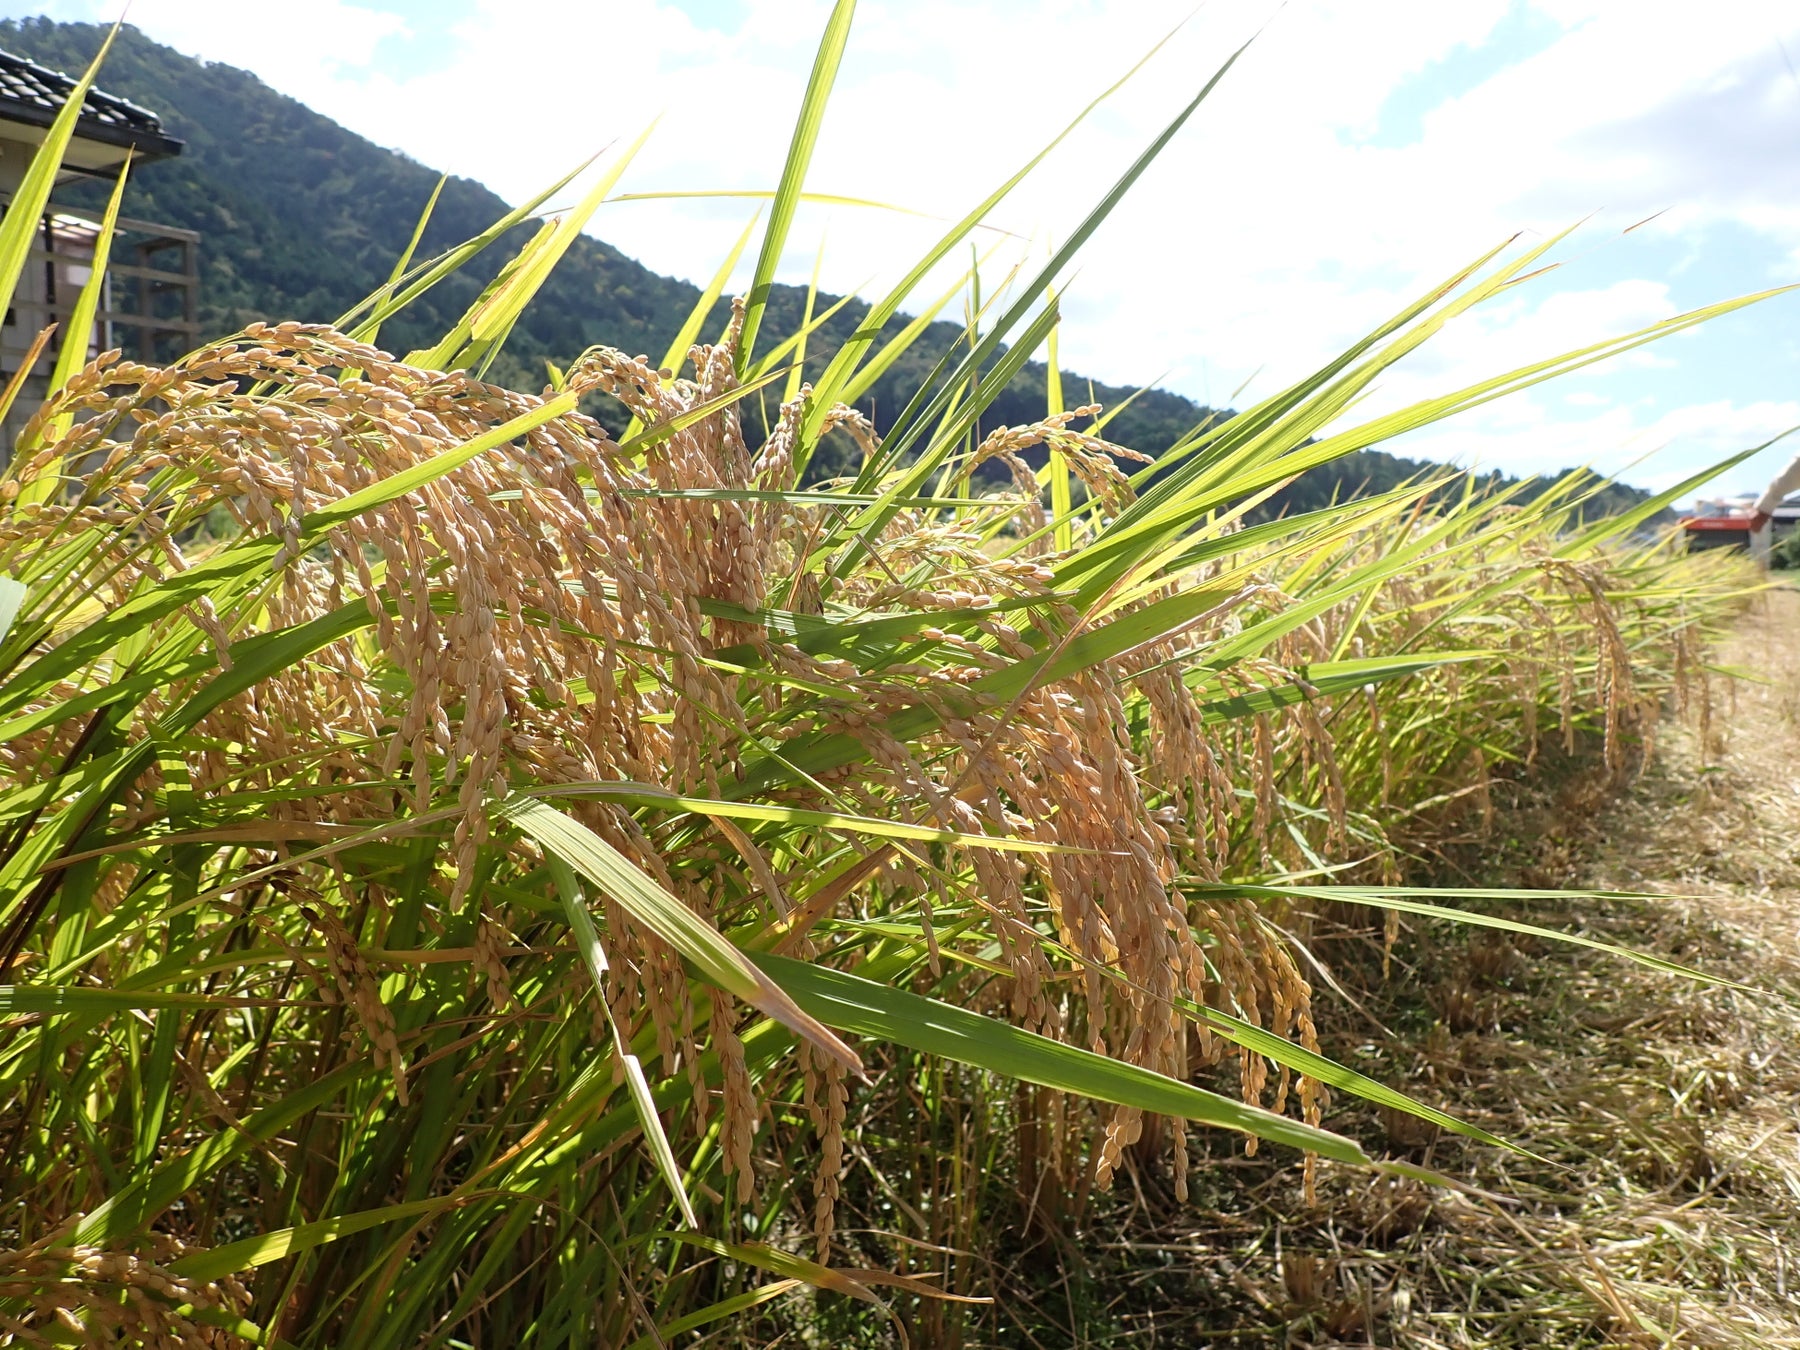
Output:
[0,47,182,160]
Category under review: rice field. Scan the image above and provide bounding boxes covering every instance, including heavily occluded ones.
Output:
[0,11,1784,1348]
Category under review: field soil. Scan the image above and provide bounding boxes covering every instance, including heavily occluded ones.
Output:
[1030,587,1800,1348]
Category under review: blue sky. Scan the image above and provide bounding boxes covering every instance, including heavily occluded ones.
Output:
[7,0,1799,502]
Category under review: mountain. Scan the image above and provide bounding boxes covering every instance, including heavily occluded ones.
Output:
[1,17,1658,518]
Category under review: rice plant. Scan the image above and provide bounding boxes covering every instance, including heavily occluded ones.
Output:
[0,8,1779,1346]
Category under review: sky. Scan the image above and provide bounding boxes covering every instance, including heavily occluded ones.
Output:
[7,0,1800,502]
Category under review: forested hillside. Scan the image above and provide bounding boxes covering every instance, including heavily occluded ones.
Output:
[3,16,1658,516]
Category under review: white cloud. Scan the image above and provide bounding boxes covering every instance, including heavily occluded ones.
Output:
[1390,393,1800,491]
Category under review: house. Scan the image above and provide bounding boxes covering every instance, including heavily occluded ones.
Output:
[1681,492,1800,561]
[0,47,197,450]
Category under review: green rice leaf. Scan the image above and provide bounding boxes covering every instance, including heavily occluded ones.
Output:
[1180,1000,1532,1158]
[622,1280,804,1350]
[414,122,654,374]
[1192,884,1759,993]
[498,796,862,1074]
[617,364,790,457]
[656,1233,883,1305]
[17,151,131,506]
[0,986,296,1014]
[342,159,590,339]
[800,16,1191,452]
[0,23,119,331]
[522,781,1089,854]
[846,36,1250,517]
[167,1197,463,1281]
[736,0,856,375]
[753,953,1371,1164]
[619,207,762,444]
[547,852,699,1227]
[303,391,579,532]
[360,174,446,350]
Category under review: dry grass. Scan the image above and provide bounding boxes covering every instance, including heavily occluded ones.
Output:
[1000,586,1800,1348]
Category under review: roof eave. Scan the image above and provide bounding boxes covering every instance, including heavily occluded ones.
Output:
[0,96,183,163]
